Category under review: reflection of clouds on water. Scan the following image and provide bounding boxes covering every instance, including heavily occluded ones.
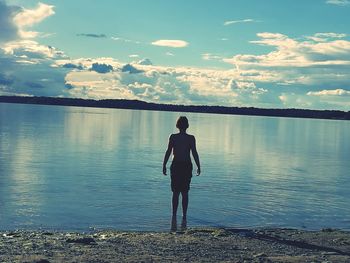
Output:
[63,108,169,151]
[64,107,131,149]
[128,110,162,148]
[6,129,43,225]
[190,113,347,182]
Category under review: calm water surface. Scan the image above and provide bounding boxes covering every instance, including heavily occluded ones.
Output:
[0,103,349,231]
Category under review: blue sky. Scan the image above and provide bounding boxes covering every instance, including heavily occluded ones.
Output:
[1,0,350,110]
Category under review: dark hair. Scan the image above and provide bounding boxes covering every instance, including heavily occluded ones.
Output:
[176,116,189,130]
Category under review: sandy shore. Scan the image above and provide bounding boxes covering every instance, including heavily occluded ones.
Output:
[1,228,350,262]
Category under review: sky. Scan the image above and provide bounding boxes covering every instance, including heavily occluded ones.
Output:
[1,0,350,110]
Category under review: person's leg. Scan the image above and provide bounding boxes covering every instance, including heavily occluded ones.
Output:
[172,191,180,217]
[171,191,180,231]
[181,191,189,230]
[181,191,189,219]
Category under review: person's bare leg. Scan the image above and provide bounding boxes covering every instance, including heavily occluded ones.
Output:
[172,191,180,216]
[171,192,180,231]
[181,191,189,218]
[181,191,188,230]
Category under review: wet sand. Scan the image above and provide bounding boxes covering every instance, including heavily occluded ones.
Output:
[1,228,350,262]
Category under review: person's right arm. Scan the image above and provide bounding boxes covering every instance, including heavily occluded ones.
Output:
[191,136,201,176]
[162,134,174,175]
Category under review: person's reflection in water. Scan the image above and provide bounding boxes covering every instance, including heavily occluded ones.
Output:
[163,116,201,232]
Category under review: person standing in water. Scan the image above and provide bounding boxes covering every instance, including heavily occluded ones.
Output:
[163,116,201,231]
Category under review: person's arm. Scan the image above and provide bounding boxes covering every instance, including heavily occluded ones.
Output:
[163,134,173,175]
[191,136,201,176]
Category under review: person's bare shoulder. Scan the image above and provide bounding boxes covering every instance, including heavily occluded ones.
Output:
[169,133,176,141]
[186,134,195,143]
[171,133,183,142]
[170,133,180,139]
[186,133,195,139]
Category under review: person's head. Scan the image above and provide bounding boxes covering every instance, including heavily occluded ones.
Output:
[176,116,189,131]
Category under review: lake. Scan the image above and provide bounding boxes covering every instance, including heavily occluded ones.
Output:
[0,103,349,231]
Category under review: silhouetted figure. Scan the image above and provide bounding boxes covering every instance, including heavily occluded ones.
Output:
[163,116,201,231]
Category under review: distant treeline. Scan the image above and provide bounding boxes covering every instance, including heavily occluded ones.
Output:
[0,95,349,121]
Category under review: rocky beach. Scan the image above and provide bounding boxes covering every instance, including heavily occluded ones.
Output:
[1,228,350,262]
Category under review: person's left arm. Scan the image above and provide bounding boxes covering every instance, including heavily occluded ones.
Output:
[190,136,201,176]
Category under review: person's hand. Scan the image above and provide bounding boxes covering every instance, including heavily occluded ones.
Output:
[163,166,167,176]
[196,167,201,176]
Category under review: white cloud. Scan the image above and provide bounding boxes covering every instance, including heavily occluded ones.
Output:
[202,53,222,61]
[14,2,54,27]
[151,40,189,48]
[111,36,141,44]
[2,40,66,59]
[307,89,350,96]
[326,0,350,6]
[0,1,55,43]
[249,32,297,50]
[224,32,350,69]
[223,19,256,26]
[38,32,56,38]
[166,52,175,56]
[314,32,347,38]
[129,54,139,58]
[306,89,350,108]
[55,57,121,70]
[306,33,347,42]
[13,2,55,39]
[137,58,152,65]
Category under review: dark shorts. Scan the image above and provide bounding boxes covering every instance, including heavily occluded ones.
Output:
[170,161,193,192]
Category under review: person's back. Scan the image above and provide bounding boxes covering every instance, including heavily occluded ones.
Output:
[171,133,194,163]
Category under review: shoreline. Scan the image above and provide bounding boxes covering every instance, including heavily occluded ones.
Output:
[1,95,349,121]
[1,227,350,262]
